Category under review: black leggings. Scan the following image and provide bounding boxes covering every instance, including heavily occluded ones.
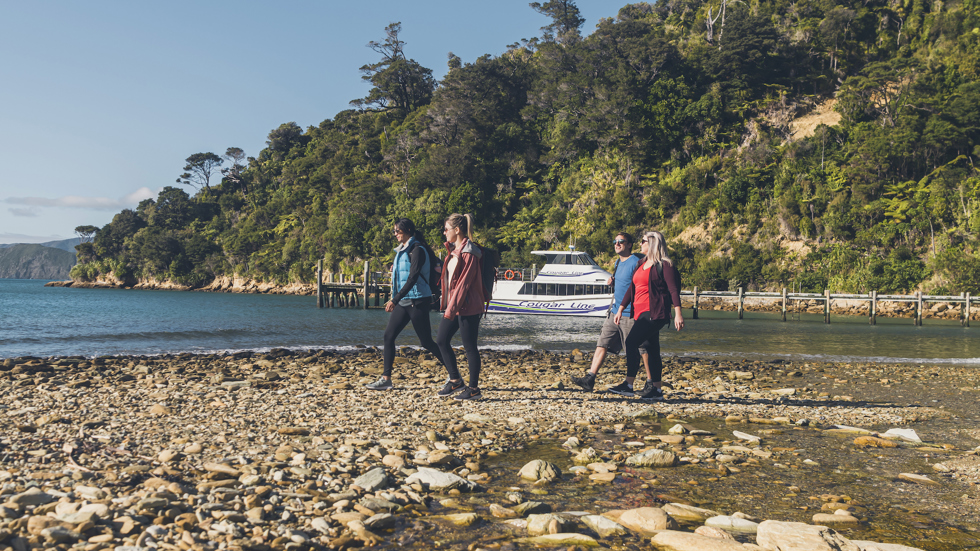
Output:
[436,314,482,388]
[625,317,668,380]
[383,300,445,378]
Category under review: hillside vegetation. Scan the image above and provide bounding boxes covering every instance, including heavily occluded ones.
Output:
[0,244,75,280]
[73,0,980,293]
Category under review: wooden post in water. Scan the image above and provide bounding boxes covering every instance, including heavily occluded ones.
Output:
[965,292,972,328]
[824,289,831,324]
[737,287,744,320]
[329,273,336,307]
[316,260,323,308]
[692,287,699,319]
[915,291,923,326]
[362,261,369,310]
[870,290,877,325]
[781,288,787,321]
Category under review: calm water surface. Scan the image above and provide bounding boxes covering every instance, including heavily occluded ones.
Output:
[1,279,978,363]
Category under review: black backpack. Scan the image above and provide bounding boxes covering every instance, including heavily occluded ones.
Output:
[476,244,499,304]
[408,242,442,302]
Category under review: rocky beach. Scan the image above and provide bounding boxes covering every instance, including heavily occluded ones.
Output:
[2,349,979,551]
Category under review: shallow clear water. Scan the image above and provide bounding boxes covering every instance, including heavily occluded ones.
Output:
[1,279,979,364]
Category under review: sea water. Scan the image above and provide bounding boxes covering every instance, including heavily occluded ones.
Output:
[1,278,978,363]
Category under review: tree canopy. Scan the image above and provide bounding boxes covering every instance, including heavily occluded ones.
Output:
[72,0,980,294]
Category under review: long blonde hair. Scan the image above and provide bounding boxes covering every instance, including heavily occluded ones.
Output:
[446,213,475,241]
[643,231,671,265]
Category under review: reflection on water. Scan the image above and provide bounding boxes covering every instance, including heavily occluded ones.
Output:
[1,279,979,364]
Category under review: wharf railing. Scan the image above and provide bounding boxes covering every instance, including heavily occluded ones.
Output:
[314,260,391,309]
[686,287,975,326]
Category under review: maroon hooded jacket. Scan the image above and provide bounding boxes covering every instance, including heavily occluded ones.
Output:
[440,238,487,318]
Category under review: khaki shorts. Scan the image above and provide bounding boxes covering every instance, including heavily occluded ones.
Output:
[596,314,648,355]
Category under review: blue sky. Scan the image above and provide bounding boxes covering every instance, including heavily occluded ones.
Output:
[0,1,628,244]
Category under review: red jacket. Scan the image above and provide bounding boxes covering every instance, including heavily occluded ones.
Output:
[440,238,487,318]
[620,260,682,320]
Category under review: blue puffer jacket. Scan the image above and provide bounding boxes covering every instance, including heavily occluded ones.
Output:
[392,237,432,300]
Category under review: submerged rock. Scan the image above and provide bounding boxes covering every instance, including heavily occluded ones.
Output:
[519,459,561,482]
[625,449,678,468]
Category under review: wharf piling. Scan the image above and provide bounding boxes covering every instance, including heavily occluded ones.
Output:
[316,260,389,309]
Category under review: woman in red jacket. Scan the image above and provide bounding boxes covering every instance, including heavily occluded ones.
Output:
[435,213,488,401]
[613,231,684,401]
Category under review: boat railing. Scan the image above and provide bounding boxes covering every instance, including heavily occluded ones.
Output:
[495,267,534,282]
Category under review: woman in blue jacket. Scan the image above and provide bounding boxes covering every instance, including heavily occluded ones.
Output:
[366,218,446,390]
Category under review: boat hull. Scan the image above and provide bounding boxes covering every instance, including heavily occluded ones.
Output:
[486,297,611,317]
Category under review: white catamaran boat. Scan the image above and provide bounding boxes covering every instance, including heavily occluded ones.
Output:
[488,250,614,317]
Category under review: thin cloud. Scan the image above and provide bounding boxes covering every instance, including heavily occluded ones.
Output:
[8,207,39,217]
[4,187,159,211]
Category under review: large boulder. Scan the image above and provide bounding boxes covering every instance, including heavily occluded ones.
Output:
[663,503,723,522]
[405,467,478,492]
[652,530,750,551]
[519,460,562,482]
[755,520,859,551]
[526,514,570,535]
[352,467,388,492]
[617,507,677,536]
[705,515,759,534]
[581,514,628,538]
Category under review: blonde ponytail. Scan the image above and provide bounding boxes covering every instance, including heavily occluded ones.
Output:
[446,213,475,241]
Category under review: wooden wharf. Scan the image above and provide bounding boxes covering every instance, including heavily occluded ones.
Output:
[688,288,975,326]
[312,259,975,326]
[314,260,391,309]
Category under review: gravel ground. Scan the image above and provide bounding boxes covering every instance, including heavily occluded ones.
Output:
[1,349,978,550]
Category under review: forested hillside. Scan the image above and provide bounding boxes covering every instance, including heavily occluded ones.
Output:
[72,0,980,293]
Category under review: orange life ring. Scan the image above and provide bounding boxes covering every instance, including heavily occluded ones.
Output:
[504,270,516,280]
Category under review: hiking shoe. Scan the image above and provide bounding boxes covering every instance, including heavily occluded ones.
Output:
[571,373,596,391]
[607,381,634,397]
[437,379,465,397]
[639,386,665,402]
[639,379,654,396]
[454,387,483,401]
[365,377,393,391]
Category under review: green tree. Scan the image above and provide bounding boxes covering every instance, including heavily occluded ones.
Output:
[177,152,224,193]
[351,23,435,114]
[530,0,585,44]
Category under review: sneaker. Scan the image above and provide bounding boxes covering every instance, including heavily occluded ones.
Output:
[571,373,596,391]
[639,386,665,402]
[437,379,465,397]
[365,377,393,391]
[454,387,483,401]
[639,379,654,396]
[607,381,634,397]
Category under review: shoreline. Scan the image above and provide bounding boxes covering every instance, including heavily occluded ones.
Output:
[2,349,979,549]
[45,278,980,322]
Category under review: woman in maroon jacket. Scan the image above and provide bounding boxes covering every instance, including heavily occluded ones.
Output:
[435,213,488,401]
[613,231,684,401]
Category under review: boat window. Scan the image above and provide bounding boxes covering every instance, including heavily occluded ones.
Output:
[518,283,532,295]
[574,284,585,295]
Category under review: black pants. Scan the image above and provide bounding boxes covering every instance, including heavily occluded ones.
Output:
[625,316,668,380]
[383,299,445,378]
[437,314,482,388]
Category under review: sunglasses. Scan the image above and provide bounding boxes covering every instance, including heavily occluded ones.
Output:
[393,229,403,235]
[641,239,648,244]
[613,239,627,245]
